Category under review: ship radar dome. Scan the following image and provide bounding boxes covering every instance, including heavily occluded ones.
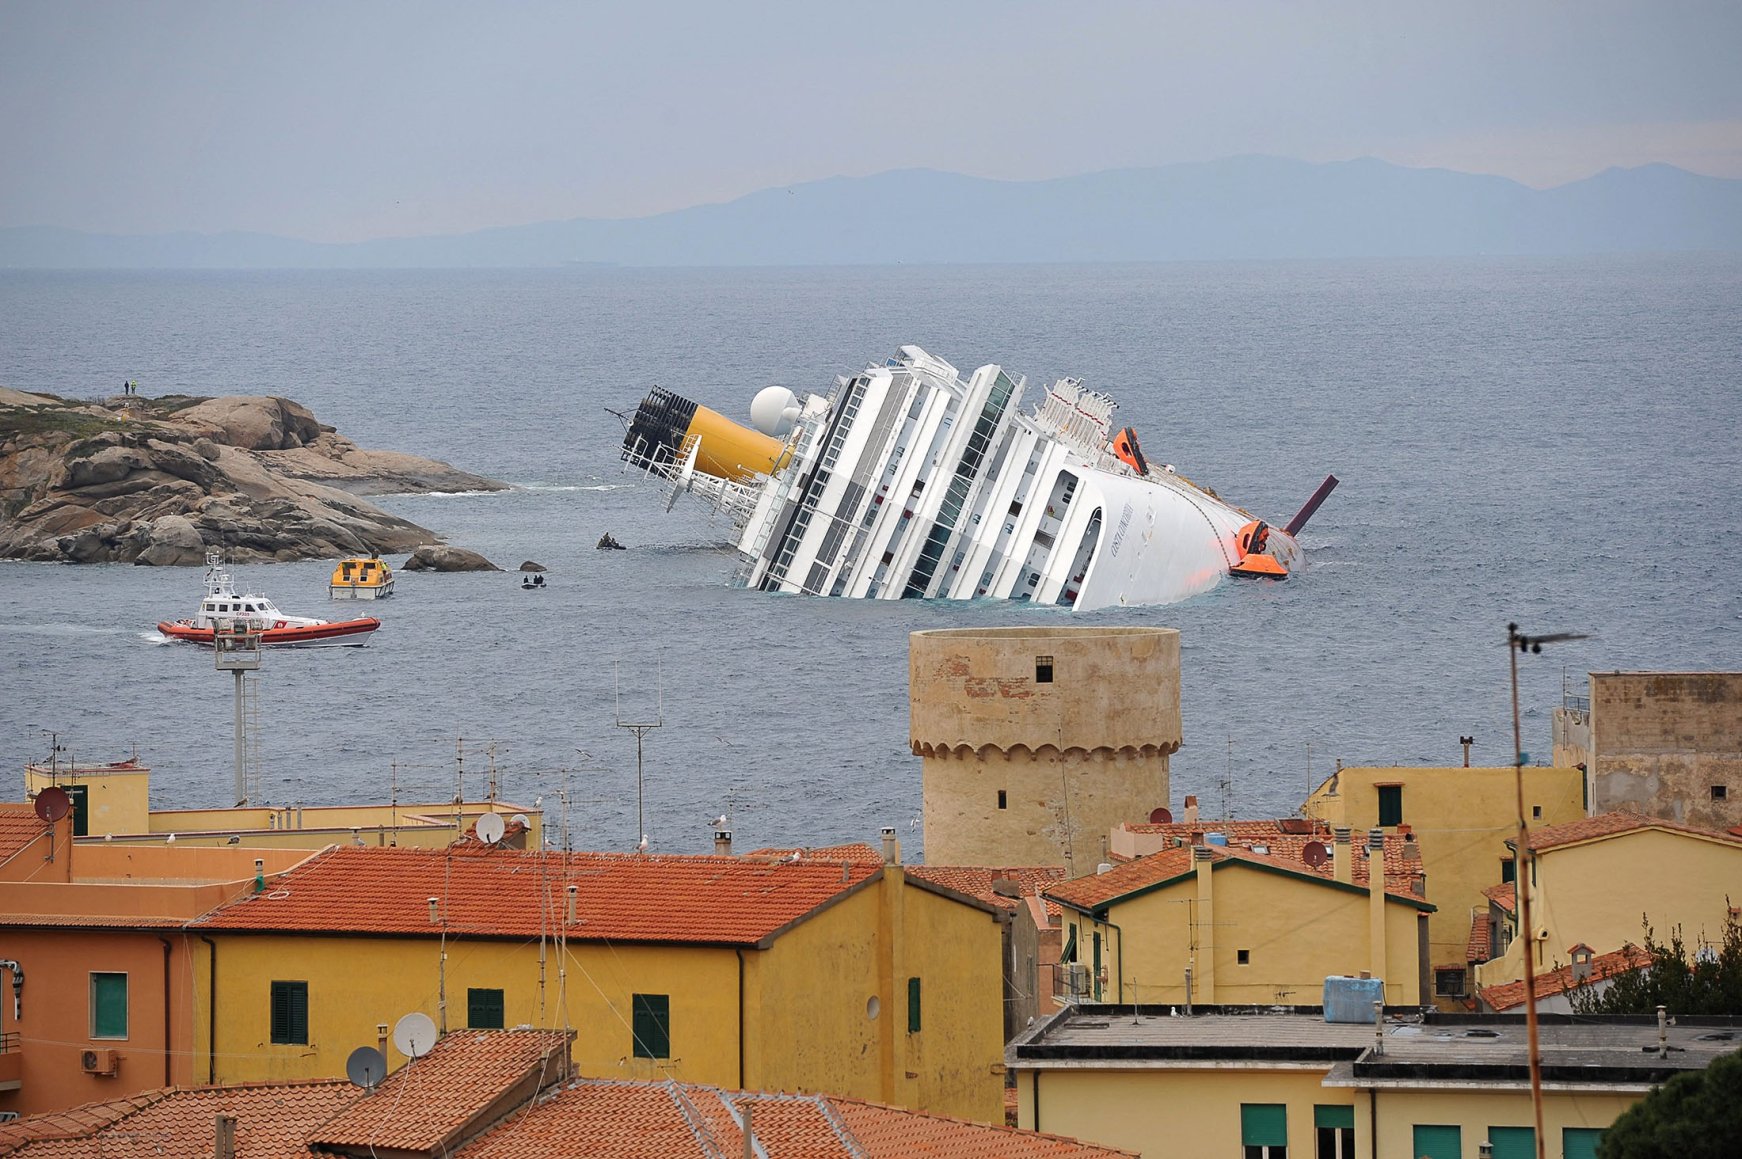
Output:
[750,386,801,437]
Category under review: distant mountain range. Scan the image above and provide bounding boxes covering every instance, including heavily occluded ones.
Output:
[4,156,1739,268]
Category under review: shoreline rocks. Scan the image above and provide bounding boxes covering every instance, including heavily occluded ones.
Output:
[0,389,509,564]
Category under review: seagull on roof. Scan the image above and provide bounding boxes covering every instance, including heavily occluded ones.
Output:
[710,815,728,829]
[637,834,649,853]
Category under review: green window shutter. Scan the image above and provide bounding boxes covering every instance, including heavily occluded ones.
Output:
[1412,1125,1460,1159]
[270,981,308,1045]
[1061,925,1077,962]
[632,993,670,1059]
[468,987,505,1029]
[1489,1126,1534,1159]
[1563,1128,1605,1159]
[907,977,922,1032]
[1240,1104,1287,1148]
[1314,1104,1355,1130]
[90,973,127,1038]
[1377,785,1403,827]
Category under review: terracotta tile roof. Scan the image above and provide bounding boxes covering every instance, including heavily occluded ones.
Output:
[0,913,189,930]
[0,805,49,865]
[449,1079,1136,1158]
[1047,843,1430,914]
[1524,811,1742,853]
[1483,883,1517,914]
[906,866,1067,912]
[1119,819,1422,891]
[0,1081,353,1159]
[309,1029,569,1152]
[0,1094,166,1155]
[1466,911,1492,963]
[1478,945,1652,1012]
[744,842,886,865]
[193,845,880,947]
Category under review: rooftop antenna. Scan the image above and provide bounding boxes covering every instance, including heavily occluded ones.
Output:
[614,659,664,848]
[487,742,500,803]
[1220,735,1234,820]
[1508,621,1588,1159]
[38,730,66,784]
[454,736,465,836]
[213,621,262,806]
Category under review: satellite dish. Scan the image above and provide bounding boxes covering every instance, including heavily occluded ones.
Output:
[392,1011,438,1059]
[475,812,505,845]
[510,813,530,829]
[1148,806,1173,824]
[1302,841,1330,868]
[35,786,70,823]
[345,1045,387,1090]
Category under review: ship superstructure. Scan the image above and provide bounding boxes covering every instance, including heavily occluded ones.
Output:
[619,345,1334,612]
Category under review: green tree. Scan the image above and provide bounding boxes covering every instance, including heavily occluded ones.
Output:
[1598,1049,1742,1158]
[1570,910,1742,1017]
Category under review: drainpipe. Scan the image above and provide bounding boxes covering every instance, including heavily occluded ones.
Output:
[1193,847,1216,1004]
[736,949,746,1090]
[199,935,218,1084]
[1104,918,1126,1006]
[158,936,173,1086]
[1368,1088,1379,1159]
[1368,829,1389,990]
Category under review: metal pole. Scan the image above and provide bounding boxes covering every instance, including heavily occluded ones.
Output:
[233,669,246,807]
[1509,626,1548,1159]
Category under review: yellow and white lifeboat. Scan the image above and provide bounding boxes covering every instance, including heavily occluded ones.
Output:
[329,554,395,600]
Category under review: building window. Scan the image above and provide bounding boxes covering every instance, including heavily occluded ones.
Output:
[631,993,669,1059]
[907,977,922,1032]
[1237,949,1251,965]
[1563,1127,1605,1159]
[1531,805,1542,819]
[1501,857,1516,884]
[1035,655,1054,683]
[1488,1126,1535,1159]
[997,789,1007,810]
[467,987,504,1029]
[1411,1124,1460,1159]
[1314,1105,1354,1159]
[1434,968,1466,997]
[1713,785,1729,800]
[90,973,127,1040]
[269,981,308,1045]
[1377,785,1402,827]
[1241,1103,1287,1158]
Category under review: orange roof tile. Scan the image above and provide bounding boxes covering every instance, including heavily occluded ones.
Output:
[0,1081,354,1159]
[744,842,886,865]
[0,805,49,866]
[1120,819,1423,891]
[1047,844,1431,914]
[906,866,1067,912]
[449,1079,1135,1158]
[1466,911,1493,963]
[193,845,880,947]
[0,1093,167,1155]
[310,1029,569,1152]
[1483,883,1517,913]
[1524,811,1742,852]
[1478,945,1652,1012]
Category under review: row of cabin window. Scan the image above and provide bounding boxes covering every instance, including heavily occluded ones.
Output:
[1237,1103,1605,1159]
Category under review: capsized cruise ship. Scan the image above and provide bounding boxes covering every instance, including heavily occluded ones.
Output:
[617,346,1336,612]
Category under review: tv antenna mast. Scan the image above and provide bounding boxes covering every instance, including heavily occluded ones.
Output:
[613,659,663,849]
[213,623,263,806]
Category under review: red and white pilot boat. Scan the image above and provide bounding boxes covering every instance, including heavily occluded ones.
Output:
[157,550,380,647]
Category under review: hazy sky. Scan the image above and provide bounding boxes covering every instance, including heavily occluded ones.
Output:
[3,1,1738,242]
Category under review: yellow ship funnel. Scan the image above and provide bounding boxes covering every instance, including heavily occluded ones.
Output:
[620,388,789,482]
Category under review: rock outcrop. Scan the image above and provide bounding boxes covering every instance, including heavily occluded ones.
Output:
[403,546,502,572]
[0,390,508,564]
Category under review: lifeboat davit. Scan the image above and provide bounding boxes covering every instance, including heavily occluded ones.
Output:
[157,550,380,648]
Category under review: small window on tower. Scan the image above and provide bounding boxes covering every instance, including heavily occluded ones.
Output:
[1035,656,1054,684]
[997,790,1007,810]
[1713,785,1729,801]
[1236,949,1250,965]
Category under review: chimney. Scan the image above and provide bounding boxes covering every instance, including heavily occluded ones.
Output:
[1194,846,1216,1004]
[1367,828,1388,987]
[1460,735,1474,767]
[215,1115,237,1159]
[880,826,900,865]
[1570,944,1594,983]
[1182,795,1199,824]
[1332,827,1353,884]
[714,829,733,856]
[377,1022,389,1058]
[427,896,439,924]
[565,883,578,924]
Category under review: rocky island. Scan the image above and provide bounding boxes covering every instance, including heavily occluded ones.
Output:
[0,387,507,564]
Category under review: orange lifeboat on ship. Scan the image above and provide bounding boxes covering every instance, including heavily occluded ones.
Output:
[1229,519,1289,580]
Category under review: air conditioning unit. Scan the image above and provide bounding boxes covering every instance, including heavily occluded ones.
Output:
[80,1048,118,1076]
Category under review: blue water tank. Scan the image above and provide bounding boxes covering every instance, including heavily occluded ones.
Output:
[1204,832,1229,846]
[1323,976,1385,1023]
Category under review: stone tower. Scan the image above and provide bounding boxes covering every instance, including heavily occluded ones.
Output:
[910,626,1181,871]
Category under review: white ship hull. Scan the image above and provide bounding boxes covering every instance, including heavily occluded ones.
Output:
[619,346,1324,612]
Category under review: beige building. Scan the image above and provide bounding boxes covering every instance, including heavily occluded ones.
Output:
[1304,764,1585,1006]
[910,626,1179,872]
[1554,671,1742,832]
[1474,812,1742,992]
[1008,1006,1736,1159]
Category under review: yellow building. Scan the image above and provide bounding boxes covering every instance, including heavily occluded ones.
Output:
[1008,1005,1735,1159]
[1046,834,1432,1007]
[1304,764,1584,1004]
[1474,812,1742,992]
[188,838,1008,1123]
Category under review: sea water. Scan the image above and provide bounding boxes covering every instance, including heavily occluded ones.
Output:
[1,256,1738,857]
